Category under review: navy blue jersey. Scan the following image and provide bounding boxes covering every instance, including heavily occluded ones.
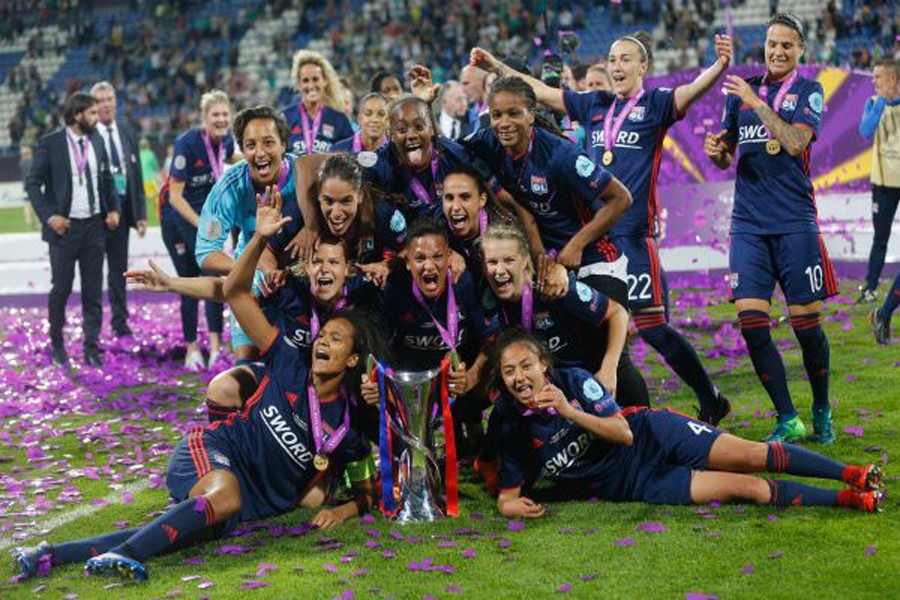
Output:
[269,198,406,264]
[204,331,370,518]
[720,74,824,235]
[495,368,622,490]
[166,128,236,213]
[564,88,679,238]
[461,127,618,265]
[282,102,354,155]
[483,274,609,369]
[332,133,388,156]
[261,275,379,364]
[360,136,499,223]
[378,269,499,370]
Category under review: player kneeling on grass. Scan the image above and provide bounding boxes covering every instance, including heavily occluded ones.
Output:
[487,328,885,519]
[11,190,384,583]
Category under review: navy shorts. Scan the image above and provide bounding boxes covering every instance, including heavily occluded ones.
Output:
[621,407,722,505]
[728,232,839,305]
[165,430,240,532]
[613,236,667,311]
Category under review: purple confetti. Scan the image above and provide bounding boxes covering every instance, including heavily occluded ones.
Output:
[843,426,865,438]
[323,563,338,573]
[557,583,572,593]
[462,549,476,559]
[615,538,636,547]
[508,520,525,532]
[215,545,250,555]
[743,564,754,575]
[239,581,268,590]
[581,573,600,581]
[865,546,877,556]
[636,521,667,533]
[769,551,784,559]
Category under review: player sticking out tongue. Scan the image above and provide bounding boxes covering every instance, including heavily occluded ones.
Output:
[389,96,436,171]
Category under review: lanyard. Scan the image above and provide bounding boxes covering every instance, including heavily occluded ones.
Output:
[201,130,225,180]
[758,70,798,113]
[309,285,348,341]
[410,271,458,350]
[407,149,440,206]
[603,89,644,152]
[501,280,534,331]
[352,131,387,153]
[300,102,324,153]
[66,130,90,181]
[307,383,350,457]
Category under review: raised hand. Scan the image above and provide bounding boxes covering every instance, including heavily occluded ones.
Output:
[255,185,292,239]
[533,382,571,415]
[714,34,733,68]
[125,259,173,292]
[723,75,760,109]
[469,47,501,74]
[408,64,438,103]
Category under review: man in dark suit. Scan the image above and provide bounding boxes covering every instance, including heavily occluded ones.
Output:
[25,92,120,367]
[91,81,147,337]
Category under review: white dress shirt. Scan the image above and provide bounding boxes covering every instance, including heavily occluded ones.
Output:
[66,126,99,219]
[98,121,126,178]
[439,111,462,140]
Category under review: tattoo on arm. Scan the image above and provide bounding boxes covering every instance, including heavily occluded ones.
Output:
[754,104,813,154]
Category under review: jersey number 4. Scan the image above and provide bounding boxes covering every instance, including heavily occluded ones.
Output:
[688,421,713,436]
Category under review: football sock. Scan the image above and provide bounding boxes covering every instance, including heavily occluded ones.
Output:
[739,311,795,420]
[877,273,900,319]
[766,442,845,480]
[112,496,216,562]
[767,479,838,507]
[789,313,830,411]
[49,529,137,565]
[635,313,718,409]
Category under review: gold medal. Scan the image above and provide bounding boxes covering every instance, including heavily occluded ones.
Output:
[313,453,329,471]
[288,261,305,278]
[602,150,614,166]
[765,139,781,155]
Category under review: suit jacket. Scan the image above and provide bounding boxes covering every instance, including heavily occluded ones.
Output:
[25,128,119,242]
[108,120,147,227]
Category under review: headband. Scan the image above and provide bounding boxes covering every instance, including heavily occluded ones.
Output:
[620,36,649,61]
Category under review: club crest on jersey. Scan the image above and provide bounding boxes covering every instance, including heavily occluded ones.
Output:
[205,217,222,240]
[808,92,824,114]
[780,94,798,112]
[211,452,231,467]
[357,151,378,168]
[322,124,334,139]
[531,175,548,195]
[390,210,406,233]
[173,155,186,170]
[582,377,604,401]
[627,106,646,122]
[575,281,593,302]
[575,155,596,178]
[534,311,553,330]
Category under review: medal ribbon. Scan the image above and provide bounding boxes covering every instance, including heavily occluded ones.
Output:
[201,130,225,181]
[501,280,534,331]
[66,130,90,182]
[352,132,387,153]
[603,89,645,153]
[440,358,459,516]
[758,70,798,114]
[411,270,458,350]
[247,159,290,203]
[408,150,440,206]
[310,285,348,341]
[307,383,351,458]
[300,102,324,154]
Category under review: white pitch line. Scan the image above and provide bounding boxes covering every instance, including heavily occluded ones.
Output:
[0,479,152,551]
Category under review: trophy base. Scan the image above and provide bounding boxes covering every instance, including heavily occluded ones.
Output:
[395,479,444,524]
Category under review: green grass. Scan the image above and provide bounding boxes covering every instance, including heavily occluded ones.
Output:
[0,196,159,233]
[1,282,898,599]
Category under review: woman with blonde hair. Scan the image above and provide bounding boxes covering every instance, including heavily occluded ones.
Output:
[282,50,354,155]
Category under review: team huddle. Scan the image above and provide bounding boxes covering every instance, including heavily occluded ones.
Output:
[13,13,888,583]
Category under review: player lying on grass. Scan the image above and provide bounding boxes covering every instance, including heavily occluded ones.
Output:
[486,328,885,519]
[11,190,385,582]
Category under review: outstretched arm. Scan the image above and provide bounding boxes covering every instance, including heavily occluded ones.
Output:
[223,186,292,349]
[673,35,732,116]
[126,259,226,302]
[497,485,546,519]
[470,47,566,113]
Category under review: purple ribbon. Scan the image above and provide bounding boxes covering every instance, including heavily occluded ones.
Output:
[352,132,387,153]
[66,129,90,182]
[410,270,458,351]
[201,130,225,181]
[407,149,440,206]
[603,89,645,153]
[300,102,324,154]
[501,280,533,331]
[758,69,798,114]
[310,285,348,341]
[307,382,351,458]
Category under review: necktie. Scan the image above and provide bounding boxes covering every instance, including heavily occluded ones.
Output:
[451,120,458,139]
[107,125,122,171]
[80,138,97,215]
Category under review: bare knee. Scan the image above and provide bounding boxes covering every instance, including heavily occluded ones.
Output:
[190,470,242,521]
[206,366,254,409]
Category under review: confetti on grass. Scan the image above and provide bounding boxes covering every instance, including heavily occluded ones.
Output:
[636,521,667,533]
[615,538,636,547]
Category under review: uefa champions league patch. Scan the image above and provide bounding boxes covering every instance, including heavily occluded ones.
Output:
[173,155,186,170]
[357,151,378,168]
[390,210,406,233]
[575,155,596,177]
[205,218,222,239]
[582,377,604,401]
[808,92,824,114]
[575,281,592,302]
